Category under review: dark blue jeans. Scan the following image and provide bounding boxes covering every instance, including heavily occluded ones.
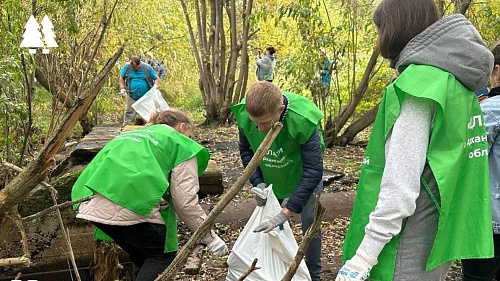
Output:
[462,233,500,281]
[93,222,176,281]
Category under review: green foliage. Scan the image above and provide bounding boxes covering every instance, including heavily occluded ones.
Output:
[2,0,500,164]
[467,0,500,47]
[268,0,389,121]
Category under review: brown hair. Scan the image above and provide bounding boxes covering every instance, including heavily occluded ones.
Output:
[266,46,277,55]
[491,41,500,66]
[245,81,282,117]
[373,0,441,60]
[147,108,193,131]
[130,56,141,67]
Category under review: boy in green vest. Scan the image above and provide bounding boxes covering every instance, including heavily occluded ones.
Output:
[72,109,227,281]
[336,0,494,280]
[231,81,324,280]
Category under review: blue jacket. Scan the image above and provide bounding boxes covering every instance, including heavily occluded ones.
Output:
[481,93,500,234]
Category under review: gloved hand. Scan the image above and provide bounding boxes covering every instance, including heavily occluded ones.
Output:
[158,198,169,211]
[336,250,378,281]
[206,234,228,258]
[251,183,267,207]
[253,211,290,233]
[120,88,126,97]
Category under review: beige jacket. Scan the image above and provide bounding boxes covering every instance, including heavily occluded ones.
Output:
[77,156,217,243]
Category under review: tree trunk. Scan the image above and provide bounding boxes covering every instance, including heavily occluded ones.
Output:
[324,46,380,147]
[331,102,379,147]
[91,240,123,281]
[180,0,253,125]
[457,0,472,15]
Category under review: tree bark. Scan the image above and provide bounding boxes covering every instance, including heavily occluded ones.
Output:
[333,102,380,147]
[324,46,380,147]
[180,0,253,125]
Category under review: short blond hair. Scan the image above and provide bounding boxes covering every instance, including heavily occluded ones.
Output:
[245,82,282,117]
[147,108,193,130]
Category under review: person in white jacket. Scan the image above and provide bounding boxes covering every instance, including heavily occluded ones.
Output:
[256,46,276,82]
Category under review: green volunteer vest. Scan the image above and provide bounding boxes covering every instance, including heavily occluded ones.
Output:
[71,124,210,252]
[230,91,324,199]
[342,64,493,280]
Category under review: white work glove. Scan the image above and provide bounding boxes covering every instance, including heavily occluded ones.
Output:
[251,183,268,207]
[206,234,228,258]
[158,198,169,211]
[119,88,126,97]
[336,250,378,281]
[253,211,290,233]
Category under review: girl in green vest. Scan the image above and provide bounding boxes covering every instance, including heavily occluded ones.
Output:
[336,0,494,280]
[72,109,227,281]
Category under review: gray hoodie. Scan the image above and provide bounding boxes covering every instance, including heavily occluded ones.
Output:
[396,14,493,91]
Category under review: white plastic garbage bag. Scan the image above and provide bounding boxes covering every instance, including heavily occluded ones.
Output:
[131,85,169,122]
[226,185,311,281]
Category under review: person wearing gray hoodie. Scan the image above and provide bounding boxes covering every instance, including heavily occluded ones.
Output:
[336,0,494,280]
[256,46,276,82]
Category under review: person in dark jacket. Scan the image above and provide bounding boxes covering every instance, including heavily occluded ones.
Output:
[230,81,324,281]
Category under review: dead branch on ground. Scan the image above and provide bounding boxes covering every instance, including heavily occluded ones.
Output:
[22,196,93,222]
[281,196,325,281]
[45,183,81,281]
[0,256,31,267]
[237,258,260,281]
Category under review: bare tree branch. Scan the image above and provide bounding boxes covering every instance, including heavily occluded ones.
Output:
[281,196,325,281]
[237,258,260,281]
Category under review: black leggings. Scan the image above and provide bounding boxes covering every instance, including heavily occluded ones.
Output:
[93,222,176,281]
[462,234,500,281]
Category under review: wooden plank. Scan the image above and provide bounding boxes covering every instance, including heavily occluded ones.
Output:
[183,244,205,275]
[70,125,122,164]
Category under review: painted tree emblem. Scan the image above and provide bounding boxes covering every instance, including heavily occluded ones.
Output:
[20,15,44,54]
[41,15,58,54]
[20,15,58,54]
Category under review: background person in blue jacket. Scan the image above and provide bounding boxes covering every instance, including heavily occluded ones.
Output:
[119,56,159,127]
[316,49,333,87]
[230,81,324,280]
[461,40,500,281]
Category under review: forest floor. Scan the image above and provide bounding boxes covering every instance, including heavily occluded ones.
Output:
[172,124,464,281]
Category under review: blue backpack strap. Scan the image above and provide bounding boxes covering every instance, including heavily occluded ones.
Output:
[124,63,132,91]
[140,62,154,88]
[124,62,154,90]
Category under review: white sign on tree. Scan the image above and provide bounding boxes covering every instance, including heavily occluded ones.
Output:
[41,15,58,54]
[20,15,44,54]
